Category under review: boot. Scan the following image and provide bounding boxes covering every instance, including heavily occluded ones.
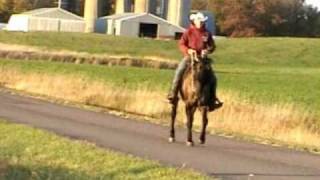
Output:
[208,97,223,112]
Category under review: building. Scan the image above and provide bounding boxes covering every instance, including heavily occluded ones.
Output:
[6,0,195,39]
[93,0,191,38]
[6,8,85,32]
[114,0,191,28]
[96,13,184,38]
[0,23,6,30]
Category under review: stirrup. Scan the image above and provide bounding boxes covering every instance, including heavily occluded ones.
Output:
[208,101,223,112]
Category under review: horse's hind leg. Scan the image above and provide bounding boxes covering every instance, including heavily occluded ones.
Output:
[169,102,178,143]
[186,105,196,146]
[199,108,208,144]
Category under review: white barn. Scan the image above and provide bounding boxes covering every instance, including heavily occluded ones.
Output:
[0,23,6,30]
[96,13,185,39]
[6,8,85,32]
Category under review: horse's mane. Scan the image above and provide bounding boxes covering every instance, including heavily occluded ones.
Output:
[180,57,214,106]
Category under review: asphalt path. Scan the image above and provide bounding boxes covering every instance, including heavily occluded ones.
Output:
[0,90,319,180]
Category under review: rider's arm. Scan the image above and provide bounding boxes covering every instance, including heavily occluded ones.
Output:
[207,32,216,54]
[179,31,190,57]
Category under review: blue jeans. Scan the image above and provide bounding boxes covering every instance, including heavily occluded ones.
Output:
[172,57,189,87]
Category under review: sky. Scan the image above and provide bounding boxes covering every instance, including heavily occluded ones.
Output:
[305,0,320,9]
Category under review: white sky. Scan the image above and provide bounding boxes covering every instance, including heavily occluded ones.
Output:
[305,0,320,9]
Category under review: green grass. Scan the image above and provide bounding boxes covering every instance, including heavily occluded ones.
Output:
[0,59,173,91]
[217,65,320,111]
[0,31,180,60]
[0,32,320,67]
[0,120,207,180]
[1,59,319,117]
[214,38,320,67]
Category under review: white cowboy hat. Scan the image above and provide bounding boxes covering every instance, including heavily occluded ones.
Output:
[190,12,208,22]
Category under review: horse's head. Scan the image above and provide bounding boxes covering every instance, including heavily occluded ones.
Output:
[181,55,212,102]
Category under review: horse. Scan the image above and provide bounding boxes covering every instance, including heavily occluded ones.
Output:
[169,53,216,146]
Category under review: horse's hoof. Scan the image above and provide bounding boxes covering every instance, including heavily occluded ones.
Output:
[186,141,194,147]
[199,139,206,145]
[168,137,175,143]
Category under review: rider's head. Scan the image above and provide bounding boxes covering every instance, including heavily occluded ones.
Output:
[190,12,208,29]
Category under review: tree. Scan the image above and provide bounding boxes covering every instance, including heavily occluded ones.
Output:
[206,0,320,37]
[0,0,55,22]
[192,0,208,10]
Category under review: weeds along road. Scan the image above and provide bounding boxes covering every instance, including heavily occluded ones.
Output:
[0,90,319,180]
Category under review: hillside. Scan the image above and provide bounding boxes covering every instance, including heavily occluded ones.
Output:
[0,31,319,67]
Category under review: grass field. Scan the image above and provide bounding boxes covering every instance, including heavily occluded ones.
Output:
[1,59,319,152]
[0,120,207,180]
[0,31,320,67]
[0,59,319,116]
[0,32,319,151]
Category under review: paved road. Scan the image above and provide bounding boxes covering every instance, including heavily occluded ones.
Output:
[0,90,319,180]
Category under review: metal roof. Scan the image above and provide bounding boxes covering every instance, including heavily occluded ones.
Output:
[21,8,83,21]
[99,13,185,31]
[101,13,145,20]
[22,8,53,15]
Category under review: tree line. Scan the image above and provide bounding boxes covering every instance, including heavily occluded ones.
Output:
[193,0,320,37]
[0,0,56,22]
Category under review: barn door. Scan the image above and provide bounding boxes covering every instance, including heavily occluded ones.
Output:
[139,23,158,38]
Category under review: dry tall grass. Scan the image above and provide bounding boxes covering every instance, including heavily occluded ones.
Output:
[0,67,319,150]
[0,43,177,69]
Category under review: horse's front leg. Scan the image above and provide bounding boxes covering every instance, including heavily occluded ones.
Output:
[186,105,196,146]
[169,102,178,143]
[200,107,208,144]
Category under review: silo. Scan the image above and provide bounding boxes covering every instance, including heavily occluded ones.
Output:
[134,0,148,13]
[116,0,132,14]
[159,0,168,19]
[84,0,98,33]
[167,0,191,28]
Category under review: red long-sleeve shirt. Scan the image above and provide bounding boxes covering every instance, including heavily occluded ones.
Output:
[179,25,216,57]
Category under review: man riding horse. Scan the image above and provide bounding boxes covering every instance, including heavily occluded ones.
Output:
[167,12,223,111]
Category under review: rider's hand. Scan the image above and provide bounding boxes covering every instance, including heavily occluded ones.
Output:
[201,49,209,58]
[187,49,197,56]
